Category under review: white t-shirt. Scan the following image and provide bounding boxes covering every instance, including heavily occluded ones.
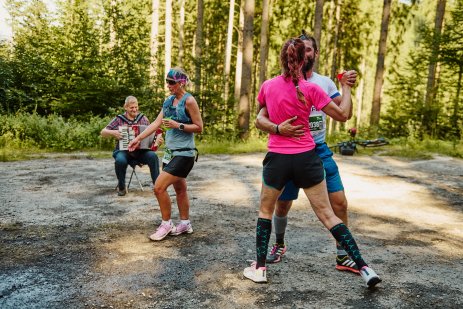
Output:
[307,72,341,144]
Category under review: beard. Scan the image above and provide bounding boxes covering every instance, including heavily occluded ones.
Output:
[302,57,315,77]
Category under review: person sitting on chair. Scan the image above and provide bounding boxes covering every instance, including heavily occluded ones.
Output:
[101,95,163,196]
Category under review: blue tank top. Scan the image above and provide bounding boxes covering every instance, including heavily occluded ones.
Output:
[162,93,196,161]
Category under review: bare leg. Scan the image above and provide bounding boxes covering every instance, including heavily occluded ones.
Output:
[275,200,292,217]
[259,184,281,219]
[172,178,189,220]
[302,180,342,229]
[329,190,348,226]
[153,171,182,221]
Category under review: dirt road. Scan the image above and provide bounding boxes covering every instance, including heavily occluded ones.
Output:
[1,153,462,308]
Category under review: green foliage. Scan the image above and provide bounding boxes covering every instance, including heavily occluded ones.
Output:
[0,0,462,146]
[380,136,463,159]
[197,135,267,154]
[0,112,114,152]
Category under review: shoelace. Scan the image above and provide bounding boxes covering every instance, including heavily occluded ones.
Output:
[270,244,282,255]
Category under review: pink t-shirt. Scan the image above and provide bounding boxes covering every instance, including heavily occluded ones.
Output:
[257,75,331,154]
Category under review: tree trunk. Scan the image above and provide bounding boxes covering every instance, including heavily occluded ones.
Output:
[150,0,160,82]
[313,0,324,72]
[223,0,235,101]
[370,0,392,127]
[234,1,244,103]
[329,0,342,135]
[238,0,255,139]
[355,56,366,128]
[424,0,446,135]
[258,0,270,88]
[109,0,117,49]
[452,64,462,132]
[195,0,204,95]
[165,0,172,78]
[178,0,185,67]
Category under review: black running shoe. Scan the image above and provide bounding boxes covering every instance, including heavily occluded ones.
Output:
[266,243,287,263]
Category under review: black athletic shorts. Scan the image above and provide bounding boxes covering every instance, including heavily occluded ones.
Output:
[262,149,325,190]
[163,156,195,178]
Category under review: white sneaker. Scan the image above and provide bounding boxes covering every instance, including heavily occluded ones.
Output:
[360,266,382,288]
[170,222,193,236]
[243,261,267,283]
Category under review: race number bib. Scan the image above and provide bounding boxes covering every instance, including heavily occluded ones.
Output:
[162,148,173,164]
[309,115,324,132]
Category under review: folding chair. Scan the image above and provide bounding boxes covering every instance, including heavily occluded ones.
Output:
[115,163,144,193]
[127,163,144,192]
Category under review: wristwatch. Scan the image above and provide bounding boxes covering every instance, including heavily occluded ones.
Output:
[179,123,185,131]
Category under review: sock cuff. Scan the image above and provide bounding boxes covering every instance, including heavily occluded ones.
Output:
[330,222,346,233]
[258,217,272,224]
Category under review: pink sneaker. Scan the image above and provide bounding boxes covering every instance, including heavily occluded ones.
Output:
[149,222,175,241]
[170,222,193,236]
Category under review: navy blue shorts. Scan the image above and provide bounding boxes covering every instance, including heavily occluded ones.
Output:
[279,143,344,201]
[262,149,325,191]
[162,156,195,178]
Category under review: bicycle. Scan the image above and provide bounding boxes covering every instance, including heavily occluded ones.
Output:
[330,128,389,156]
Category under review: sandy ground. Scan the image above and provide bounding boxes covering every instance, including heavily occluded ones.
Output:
[0,152,462,309]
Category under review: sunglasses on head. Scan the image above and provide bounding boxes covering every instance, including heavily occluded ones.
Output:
[166,79,177,85]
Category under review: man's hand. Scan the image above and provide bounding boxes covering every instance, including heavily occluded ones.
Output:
[278,116,304,137]
[113,130,122,140]
[339,70,357,87]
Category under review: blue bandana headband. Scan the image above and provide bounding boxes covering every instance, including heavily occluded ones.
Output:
[166,68,188,83]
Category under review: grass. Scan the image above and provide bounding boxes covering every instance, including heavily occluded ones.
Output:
[197,136,267,154]
[377,137,463,160]
[1,135,462,162]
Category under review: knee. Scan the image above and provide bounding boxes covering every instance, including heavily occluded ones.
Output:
[275,200,292,217]
[114,155,128,167]
[153,185,165,196]
[331,199,348,215]
[174,184,187,197]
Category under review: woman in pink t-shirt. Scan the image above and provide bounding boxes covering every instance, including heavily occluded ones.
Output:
[243,38,381,288]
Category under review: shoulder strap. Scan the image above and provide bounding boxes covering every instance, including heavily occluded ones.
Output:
[116,113,144,125]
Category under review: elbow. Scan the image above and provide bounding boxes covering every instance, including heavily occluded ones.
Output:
[255,117,262,130]
[334,114,349,122]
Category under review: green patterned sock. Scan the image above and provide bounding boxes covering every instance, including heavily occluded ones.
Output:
[330,223,367,269]
[256,218,272,268]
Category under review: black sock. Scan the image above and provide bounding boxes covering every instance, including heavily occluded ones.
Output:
[329,223,367,269]
[275,233,285,245]
[256,218,272,268]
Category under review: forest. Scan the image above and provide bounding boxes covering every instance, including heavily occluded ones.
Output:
[0,0,462,153]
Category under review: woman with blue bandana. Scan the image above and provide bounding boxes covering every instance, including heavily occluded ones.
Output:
[128,67,203,241]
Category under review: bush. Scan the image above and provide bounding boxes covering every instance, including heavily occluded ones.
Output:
[0,112,114,152]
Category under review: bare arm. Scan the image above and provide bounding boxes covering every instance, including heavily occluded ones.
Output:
[322,84,352,122]
[128,111,164,151]
[161,96,203,133]
[333,70,357,120]
[255,106,304,137]
[100,127,122,140]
